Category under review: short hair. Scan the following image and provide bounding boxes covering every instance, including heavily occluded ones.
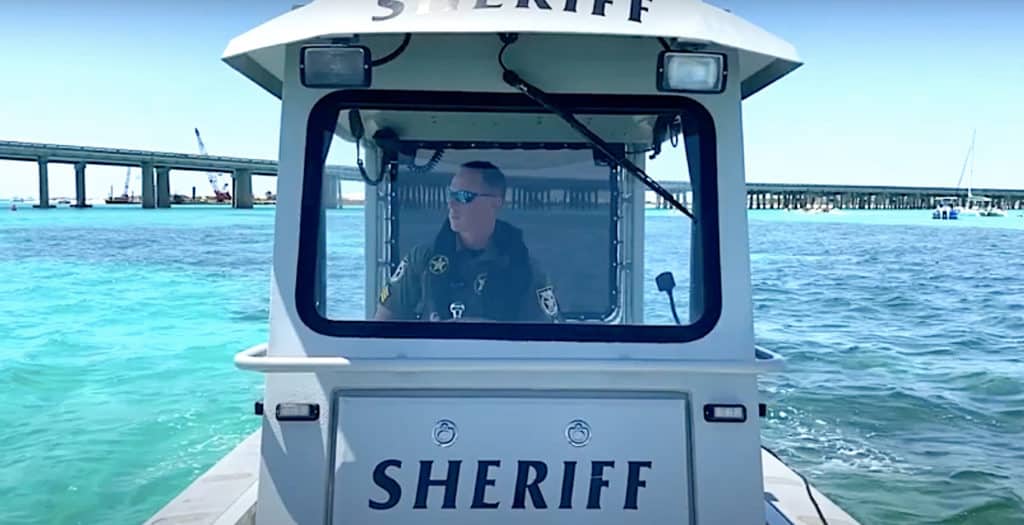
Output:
[460,160,506,197]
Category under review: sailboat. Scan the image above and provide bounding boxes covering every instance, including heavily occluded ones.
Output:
[974,136,1007,216]
[955,130,982,216]
[956,131,1006,218]
[935,132,976,220]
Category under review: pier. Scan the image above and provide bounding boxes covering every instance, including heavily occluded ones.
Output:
[3,139,1023,210]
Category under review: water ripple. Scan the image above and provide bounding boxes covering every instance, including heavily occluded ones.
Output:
[755,216,1024,524]
[1,208,1022,524]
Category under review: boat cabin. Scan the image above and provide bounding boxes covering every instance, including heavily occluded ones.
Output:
[193,1,862,524]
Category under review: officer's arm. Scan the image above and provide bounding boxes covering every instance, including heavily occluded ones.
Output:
[521,264,559,322]
[374,249,423,321]
[374,305,397,321]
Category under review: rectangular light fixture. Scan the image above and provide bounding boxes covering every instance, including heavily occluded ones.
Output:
[703,404,747,423]
[276,402,320,421]
[300,45,372,88]
[657,51,727,94]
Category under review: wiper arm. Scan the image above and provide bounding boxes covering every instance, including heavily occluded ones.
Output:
[501,69,694,220]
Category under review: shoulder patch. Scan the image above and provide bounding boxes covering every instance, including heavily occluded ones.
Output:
[536,286,558,317]
[390,259,408,283]
[379,284,391,304]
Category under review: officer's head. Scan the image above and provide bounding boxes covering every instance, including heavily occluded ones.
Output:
[448,161,506,237]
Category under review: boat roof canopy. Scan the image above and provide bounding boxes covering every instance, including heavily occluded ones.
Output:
[223,0,801,100]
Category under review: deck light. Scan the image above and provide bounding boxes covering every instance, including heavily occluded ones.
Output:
[657,51,726,94]
[300,45,371,88]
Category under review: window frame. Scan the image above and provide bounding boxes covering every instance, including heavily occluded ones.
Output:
[296,90,722,343]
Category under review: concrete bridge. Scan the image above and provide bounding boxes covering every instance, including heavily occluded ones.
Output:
[0,139,360,209]
[736,183,1024,211]
[649,182,1024,211]
[3,139,1023,211]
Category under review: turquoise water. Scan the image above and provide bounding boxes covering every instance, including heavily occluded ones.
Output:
[1,204,1023,524]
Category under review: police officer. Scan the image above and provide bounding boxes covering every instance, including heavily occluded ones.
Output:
[374,161,559,322]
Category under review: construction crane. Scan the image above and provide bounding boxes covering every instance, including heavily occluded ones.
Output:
[121,167,131,197]
[194,128,232,202]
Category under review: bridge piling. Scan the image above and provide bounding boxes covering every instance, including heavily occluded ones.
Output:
[233,169,253,209]
[156,167,172,208]
[72,162,91,208]
[141,162,155,209]
[322,173,340,209]
[34,158,50,208]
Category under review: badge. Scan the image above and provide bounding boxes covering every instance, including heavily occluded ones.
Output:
[428,255,449,275]
[473,273,487,295]
[449,302,465,320]
[379,284,391,304]
[536,286,558,317]
[389,259,408,283]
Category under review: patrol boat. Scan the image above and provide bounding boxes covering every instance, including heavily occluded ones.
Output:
[147,1,860,524]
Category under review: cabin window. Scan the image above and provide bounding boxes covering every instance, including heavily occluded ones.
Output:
[296,91,721,343]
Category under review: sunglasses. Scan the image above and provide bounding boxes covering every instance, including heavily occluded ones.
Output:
[448,188,501,204]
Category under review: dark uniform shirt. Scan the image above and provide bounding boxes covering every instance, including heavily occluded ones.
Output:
[379,239,558,322]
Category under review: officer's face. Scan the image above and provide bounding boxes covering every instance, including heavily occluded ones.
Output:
[448,168,502,236]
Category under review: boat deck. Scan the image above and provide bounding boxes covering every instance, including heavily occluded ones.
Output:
[147,432,860,525]
[763,448,860,524]
[144,433,259,525]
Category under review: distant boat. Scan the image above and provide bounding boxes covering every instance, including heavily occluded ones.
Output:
[953,130,1006,218]
[932,196,959,220]
[105,196,139,204]
[105,167,141,205]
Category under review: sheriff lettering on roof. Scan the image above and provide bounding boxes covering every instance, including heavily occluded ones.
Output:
[374,0,654,23]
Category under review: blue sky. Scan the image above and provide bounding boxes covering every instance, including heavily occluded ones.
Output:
[1,0,1022,200]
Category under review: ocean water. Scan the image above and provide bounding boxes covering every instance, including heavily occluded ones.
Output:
[1,204,1023,524]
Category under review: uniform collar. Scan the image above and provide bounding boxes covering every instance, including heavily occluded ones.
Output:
[455,233,501,262]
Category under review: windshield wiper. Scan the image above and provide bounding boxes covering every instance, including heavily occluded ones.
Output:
[499,64,693,220]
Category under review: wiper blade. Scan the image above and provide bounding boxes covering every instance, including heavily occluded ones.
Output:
[501,70,694,220]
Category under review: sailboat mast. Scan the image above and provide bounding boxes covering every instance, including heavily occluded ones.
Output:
[968,129,976,199]
[955,129,976,203]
